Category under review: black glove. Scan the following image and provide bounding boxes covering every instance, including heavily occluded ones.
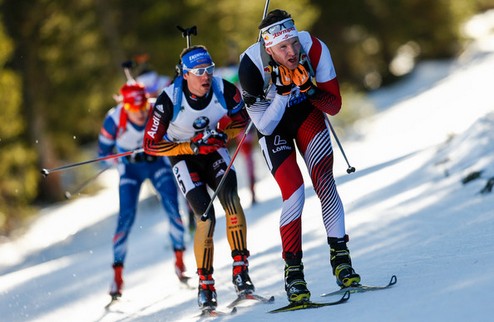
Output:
[270,62,292,96]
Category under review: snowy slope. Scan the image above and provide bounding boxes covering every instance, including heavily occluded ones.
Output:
[1,11,494,322]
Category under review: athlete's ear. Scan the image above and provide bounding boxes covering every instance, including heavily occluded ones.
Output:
[265,46,273,56]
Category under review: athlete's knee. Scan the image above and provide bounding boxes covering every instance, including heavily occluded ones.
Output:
[196,215,216,234]
[217,188,241,211]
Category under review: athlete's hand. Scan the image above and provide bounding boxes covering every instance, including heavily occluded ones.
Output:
[208,130,228,144]
[190,130,227,155]
[270,63,292,96]
[291,64,314,94]
[192,130,227,145]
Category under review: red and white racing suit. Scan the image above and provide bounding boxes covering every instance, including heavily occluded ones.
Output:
[239,31,346,260]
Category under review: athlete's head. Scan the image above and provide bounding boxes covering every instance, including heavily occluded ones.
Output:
[180,45,215,97]
[259,9,301,70]
[120,82,149,125]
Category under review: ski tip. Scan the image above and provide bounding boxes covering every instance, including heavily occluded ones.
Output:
[198,306,237,317]
[178,276,195,289]
[179,276,192,283]
[104,297,120,309]
[342,290,351,301]
[390,275,398,285]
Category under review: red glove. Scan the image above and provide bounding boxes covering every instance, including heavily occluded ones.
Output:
[190,130,227,155]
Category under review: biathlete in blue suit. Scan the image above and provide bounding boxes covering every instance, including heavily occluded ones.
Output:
[97,82,188,300]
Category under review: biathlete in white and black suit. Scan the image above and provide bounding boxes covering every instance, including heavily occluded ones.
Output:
[143,45,256,310]
[238,9,361,304]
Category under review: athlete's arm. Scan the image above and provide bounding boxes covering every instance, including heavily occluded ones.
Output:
[218,80,250,140]
[97,109,118,157]
[143,92,194,156]
[239,54,288,136]
[307,35,342,116]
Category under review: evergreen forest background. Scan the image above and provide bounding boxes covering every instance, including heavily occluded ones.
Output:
[1,0,493,235]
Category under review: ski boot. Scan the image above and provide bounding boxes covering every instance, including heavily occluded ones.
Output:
[109,263,124,299]
[284,252,311,303]
[174,249,189,283]
[197,269,217,309]
[328,235,361,288]
[232,250,255,295]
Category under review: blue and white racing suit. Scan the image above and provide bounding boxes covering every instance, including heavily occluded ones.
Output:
[98,103,185,265]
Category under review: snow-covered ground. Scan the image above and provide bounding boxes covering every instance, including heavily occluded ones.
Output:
[1,10,494,322]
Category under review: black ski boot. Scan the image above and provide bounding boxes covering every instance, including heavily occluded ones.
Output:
[284,252,310,303]
[232,250,255,295]
[197,269,217,309]
[328,235,361,288]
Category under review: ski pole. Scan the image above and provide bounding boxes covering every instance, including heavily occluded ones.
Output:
[200,0,270,221]
[64,165,110,199]
[325,115,355,174]
[41,148,144,177]
[200,121,254,222]
[258,0,270,41]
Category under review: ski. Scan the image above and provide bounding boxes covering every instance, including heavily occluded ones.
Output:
[227,292,275,308]
[268,290,350,314]
[197,306,237,317]
[178,275,195,289]
[321,275,397,297]
[104,295,121,309]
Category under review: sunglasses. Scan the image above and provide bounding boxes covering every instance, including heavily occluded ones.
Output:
[184,64,215,76]
[124,102,149,112]
[262,19,295,35]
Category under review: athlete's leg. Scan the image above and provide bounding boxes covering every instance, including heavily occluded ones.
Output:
[209,148,254,294]
[295,109,360,287]
[113,168,142,265]
[150,159,185,251]
[172,159,215,272]
[258,134,305,259]
[295,108,345,238]
[209,149,248,253]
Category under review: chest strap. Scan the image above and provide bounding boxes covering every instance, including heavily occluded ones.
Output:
[171,76,227,122]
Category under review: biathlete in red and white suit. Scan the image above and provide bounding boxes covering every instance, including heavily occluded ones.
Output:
[238,9,361,304]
